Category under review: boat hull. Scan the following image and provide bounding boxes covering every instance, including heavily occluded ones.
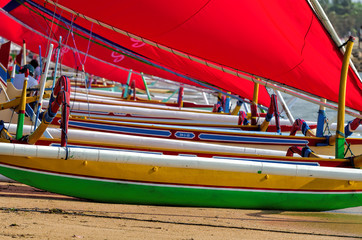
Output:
[0,144,361,211]
[52,116,362,157]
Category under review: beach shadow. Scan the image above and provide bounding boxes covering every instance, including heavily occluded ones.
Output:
[0,182,82,202]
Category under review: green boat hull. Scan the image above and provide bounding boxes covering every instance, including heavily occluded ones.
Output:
[0,164,361,211]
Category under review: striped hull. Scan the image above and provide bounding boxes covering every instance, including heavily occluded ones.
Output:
[0,143,361,211]
[52,116,362,157]
[0,162,361,211]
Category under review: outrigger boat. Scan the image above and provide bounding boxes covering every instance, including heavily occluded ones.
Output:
[0,0,361,211]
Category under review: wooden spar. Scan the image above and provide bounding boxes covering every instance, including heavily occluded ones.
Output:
[161,89,178,103]
[38,45,42,76]
[335,37,354,159]
[141,72,151,100]
[231,100,242,115]
[122,69,133,98]
[21,40,26,66]
[177,86,184,108]
[51,36,62,89]
[251,83,259,125]
[15,69,28,140]
[0,95,42,110]
[275,90,294,125]
[33,44,53,131]
[202,92,209,105]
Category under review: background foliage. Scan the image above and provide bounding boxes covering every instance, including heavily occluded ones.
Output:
[318,0,362,38]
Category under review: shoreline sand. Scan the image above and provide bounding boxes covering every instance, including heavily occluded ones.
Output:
[0,182,361,239]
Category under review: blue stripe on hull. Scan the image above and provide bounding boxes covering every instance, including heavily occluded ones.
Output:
[199,133,308,145]
[69,121,172,137]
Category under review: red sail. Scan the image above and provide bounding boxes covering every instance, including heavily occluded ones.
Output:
[27,0,361,111]
[0,0,271,106]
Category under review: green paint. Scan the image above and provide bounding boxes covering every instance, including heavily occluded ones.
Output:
[0,165,361,211]
[162,89,178,103]
[335,137,345,159]
[123,70,133,98]
[15,114,24,140]
[141,73,151,100]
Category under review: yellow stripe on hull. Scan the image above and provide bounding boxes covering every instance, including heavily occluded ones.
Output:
[0,154,361,192]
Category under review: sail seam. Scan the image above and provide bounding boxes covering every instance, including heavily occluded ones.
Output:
[157,0,212,37]
[276,14,314,78]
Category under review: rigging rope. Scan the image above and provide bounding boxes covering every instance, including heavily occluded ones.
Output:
[21,0,251,104]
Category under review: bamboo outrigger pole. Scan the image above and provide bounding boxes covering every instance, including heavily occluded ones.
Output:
[251,82,259,125]
[16,40,27,140]
[141,72,151,100]
[51,36,62,89]
[33,44,54,131]
[21,40,26,66]
[335,37,354,159]
[123,69,133,99]
[15,69,28,140]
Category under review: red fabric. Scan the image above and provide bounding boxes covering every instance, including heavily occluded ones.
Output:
[0,9,148,88]
[1,0,271,106]
[32,0,362,111]
[0,40,11,68]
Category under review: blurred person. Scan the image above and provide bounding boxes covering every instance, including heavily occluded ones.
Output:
[30,59,41,81]
[13,64,38,90]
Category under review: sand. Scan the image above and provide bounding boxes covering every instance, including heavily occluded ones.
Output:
[0,182,361,240]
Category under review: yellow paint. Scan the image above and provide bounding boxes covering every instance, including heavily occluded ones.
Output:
[336,38,354,159]
[353,154,362,168]
[253,83,259,104]
[28,119,50,144]
[0,154,361,191]
[251,83,259,125]
[231,104,241,115]
[0,96,39,110]
[259,120,269,132]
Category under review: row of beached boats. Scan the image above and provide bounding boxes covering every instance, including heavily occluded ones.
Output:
[0,0,361,211]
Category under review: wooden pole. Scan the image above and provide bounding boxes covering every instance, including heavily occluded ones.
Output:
[335,37,354,159]
[21,40,26,66]
[251,82,259,125]
[177,86,184,108]
[123,69,133,99]
[51,36,62,89]
[141,72,151,100]
[16,69,28,140]
[33,44,53,131]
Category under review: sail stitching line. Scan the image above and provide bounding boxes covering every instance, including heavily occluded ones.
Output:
[273,13,314,78]
[156,0,212,37]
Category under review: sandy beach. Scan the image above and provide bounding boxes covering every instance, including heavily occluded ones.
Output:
[0,182,360,239]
